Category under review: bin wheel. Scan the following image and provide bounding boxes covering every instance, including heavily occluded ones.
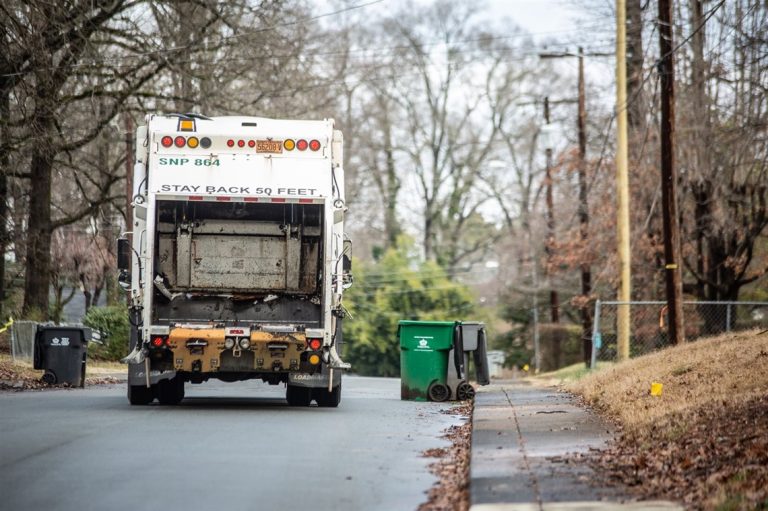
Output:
[456,382,476,401]
[427,382,450,402]
[316,383,342,408]
[286,384,312,406]
[41,371,57,385]
[157,377,185,405]
[128,383,155,405]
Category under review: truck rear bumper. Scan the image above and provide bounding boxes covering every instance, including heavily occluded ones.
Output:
[166,327,311,373]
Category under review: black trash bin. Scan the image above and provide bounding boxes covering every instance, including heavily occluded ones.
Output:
[34,326,91,387]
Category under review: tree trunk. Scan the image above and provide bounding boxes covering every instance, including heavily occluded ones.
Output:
[381,104,401,249]
[0,89,8,317]
[22,76,56,318]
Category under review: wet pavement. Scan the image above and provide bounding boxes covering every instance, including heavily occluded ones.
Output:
[469,380,683,511]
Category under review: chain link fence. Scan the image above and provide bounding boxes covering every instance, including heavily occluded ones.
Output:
[10,320,38,363]
[590,301,768,367]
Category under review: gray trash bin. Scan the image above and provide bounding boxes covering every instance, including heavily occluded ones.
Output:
[460,322,490,386]
[34,326,91,387]
[472,327,490,385]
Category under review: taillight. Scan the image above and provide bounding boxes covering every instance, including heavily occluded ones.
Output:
[174,136,186,148]
[296,139,308,151]
[200,137,212,149]
[308,338,322,351]
[227,139,235,147]
[237,140,245,148]
[151,336,167,348]
[309,139,321,151]
[161,136,173,148]
[248,140,256,148]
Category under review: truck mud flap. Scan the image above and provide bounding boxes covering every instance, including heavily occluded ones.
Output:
[128,363,176,386]
[288,369,341,388]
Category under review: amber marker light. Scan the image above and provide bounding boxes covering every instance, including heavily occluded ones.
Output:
[178,119,195,131]
[284,139,296,151]
[187,136,199,148]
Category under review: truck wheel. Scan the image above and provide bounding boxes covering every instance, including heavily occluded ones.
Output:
[316,384,341,408]
[286,385,312,406]
[128,383,155,405]
[157,377,185,405]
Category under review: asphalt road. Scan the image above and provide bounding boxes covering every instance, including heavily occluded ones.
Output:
[0,376,461,511]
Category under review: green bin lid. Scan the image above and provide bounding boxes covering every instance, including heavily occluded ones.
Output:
[398,320,457,350]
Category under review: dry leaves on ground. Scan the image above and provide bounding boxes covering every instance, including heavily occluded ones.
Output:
[580,394,768,510]
[1,357,122,390]
[419,401,473,511]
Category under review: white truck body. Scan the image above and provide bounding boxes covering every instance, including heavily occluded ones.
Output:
[121,114,350,406]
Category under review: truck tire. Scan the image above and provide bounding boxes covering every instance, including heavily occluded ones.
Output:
[316,384,341,408]
[128,383,155,405]
[157,376,185,405]
[286,385,312,406]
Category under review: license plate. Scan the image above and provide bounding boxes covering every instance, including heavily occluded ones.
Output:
[256,140,282,153]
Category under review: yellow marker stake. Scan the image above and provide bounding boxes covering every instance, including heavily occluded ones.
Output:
[650,382,663,396]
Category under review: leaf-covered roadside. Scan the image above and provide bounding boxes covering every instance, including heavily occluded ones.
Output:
[0,339,122,391]
[581,394,768,510]
[565,330,768,510]
[419,401,473,511]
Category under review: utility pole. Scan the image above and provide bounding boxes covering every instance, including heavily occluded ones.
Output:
[576,47,593,366]
[539,48,609,366]
[658,0,685,344]
[543,97,559,325]
[615,0,632,361]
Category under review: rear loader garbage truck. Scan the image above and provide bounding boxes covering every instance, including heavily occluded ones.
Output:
[117,114,352,407]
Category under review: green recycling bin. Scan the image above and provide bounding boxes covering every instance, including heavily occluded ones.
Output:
[399,320,458,402]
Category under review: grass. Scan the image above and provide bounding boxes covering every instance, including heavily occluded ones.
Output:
[566,328,768,440]
[534,361,613,385]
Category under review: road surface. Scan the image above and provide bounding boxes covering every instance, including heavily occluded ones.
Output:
[0,376,461,511]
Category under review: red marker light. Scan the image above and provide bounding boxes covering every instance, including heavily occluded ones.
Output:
[308,338,322,351]
[227,139,235,147]
[161,136,173,148]
[174,136,186,148]
[296,139,308,151]
[151,337,165,348]
[237,140,245,148]
[309,139,321,151]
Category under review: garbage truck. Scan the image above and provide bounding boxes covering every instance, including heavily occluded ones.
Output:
[118,114,352,407]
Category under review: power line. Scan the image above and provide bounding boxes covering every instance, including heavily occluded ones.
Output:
[0,0,386,79]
